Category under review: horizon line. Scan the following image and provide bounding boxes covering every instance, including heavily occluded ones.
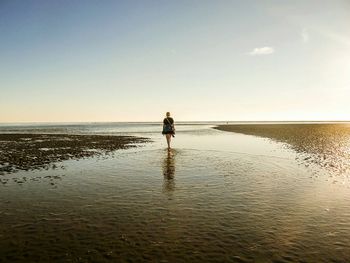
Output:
[1,120,350,124]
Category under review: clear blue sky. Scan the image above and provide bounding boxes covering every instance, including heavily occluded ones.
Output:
[1,0,349,122]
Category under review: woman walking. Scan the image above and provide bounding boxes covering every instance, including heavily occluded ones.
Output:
[162,112,175,150]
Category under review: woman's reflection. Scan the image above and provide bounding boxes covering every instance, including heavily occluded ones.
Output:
[162,149,176,192]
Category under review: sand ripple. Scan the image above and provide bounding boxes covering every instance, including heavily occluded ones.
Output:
[1,148,350,262]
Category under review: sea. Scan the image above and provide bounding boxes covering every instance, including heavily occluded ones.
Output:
[0,122,350,262]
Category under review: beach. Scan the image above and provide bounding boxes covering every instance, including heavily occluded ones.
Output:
[0,134,148,176]
[2,0,347,261]
[215,123,350,175]
[1,123,350,262]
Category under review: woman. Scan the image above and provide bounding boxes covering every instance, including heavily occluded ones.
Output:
[162,112,175,150]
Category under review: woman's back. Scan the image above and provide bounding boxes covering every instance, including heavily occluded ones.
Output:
[163,117,174,125]
[163,112,175,149]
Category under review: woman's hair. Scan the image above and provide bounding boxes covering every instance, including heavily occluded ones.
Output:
[166,112,170,117]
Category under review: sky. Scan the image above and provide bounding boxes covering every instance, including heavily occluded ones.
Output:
[1,0,349,122]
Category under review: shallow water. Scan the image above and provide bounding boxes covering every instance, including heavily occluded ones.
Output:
[216,123,350,176]
[1,123,350,262]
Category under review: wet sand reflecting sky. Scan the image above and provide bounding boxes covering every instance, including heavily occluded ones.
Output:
[216,123,350,175]
[1,123,350,262]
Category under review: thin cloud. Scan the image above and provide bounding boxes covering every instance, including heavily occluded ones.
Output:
[301,28,309,43]
[319,30,350,46]
[249,47,275,56]
[304,27,350,46]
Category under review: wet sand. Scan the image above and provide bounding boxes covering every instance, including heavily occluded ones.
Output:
[0,134,149,175]
[215,123,350,175]
[2,124,350,262]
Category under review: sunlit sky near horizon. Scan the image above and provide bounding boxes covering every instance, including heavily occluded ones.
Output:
[1,0,350,122]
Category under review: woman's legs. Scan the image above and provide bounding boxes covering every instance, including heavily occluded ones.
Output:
[166,134,172,149]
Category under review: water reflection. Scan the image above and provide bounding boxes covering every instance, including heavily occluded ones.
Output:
[162,149,176,192]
